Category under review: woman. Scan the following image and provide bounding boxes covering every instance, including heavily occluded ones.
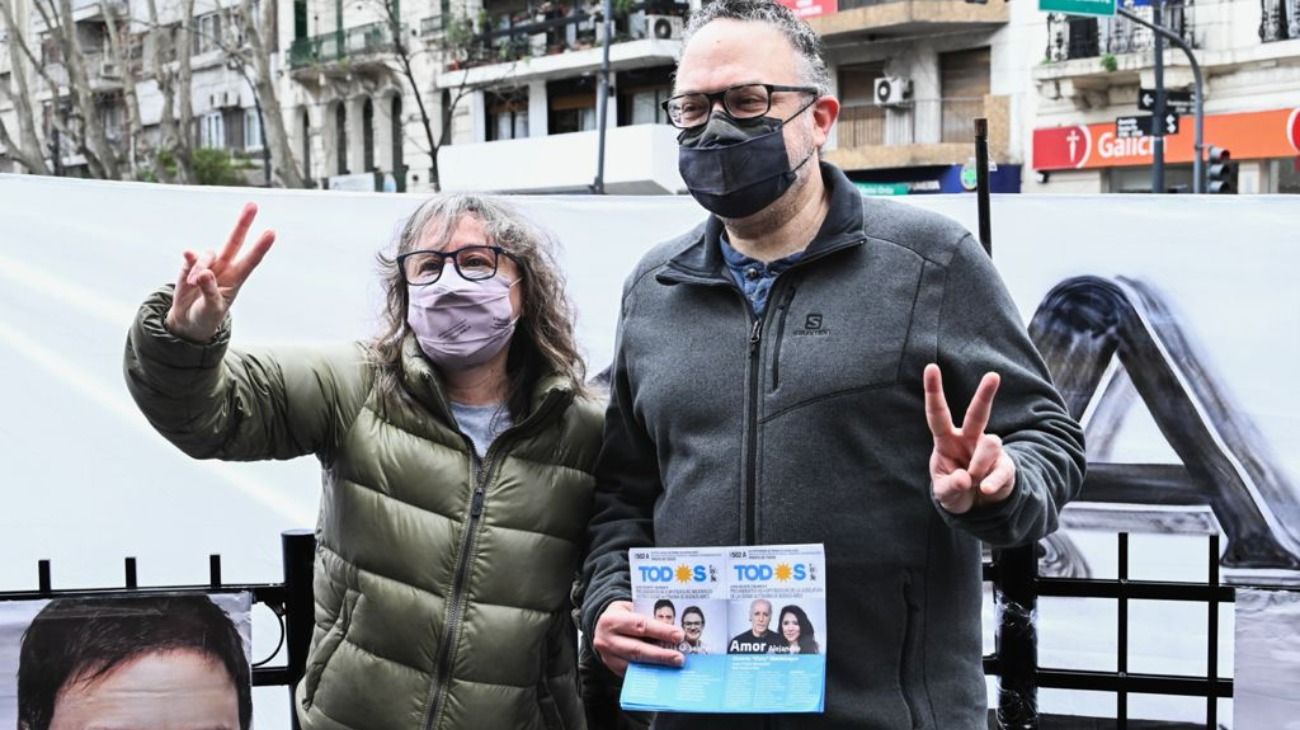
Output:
[775,605,820,655]
[124,196,603,730]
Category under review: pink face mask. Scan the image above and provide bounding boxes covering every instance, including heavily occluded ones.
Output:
[407,272,520,370]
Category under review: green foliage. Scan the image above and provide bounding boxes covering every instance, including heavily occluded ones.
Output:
[192,148,246,186]
[1099,53,1118,73]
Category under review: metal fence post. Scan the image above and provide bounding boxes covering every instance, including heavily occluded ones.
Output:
[996,544,1039,729]
[282,529,316,730]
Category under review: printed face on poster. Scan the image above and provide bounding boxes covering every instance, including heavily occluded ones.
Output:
[632,597,729,656]
[726,598,827,656]
[0,593,253,730]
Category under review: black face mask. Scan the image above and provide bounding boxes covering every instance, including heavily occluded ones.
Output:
[677,103,816,219]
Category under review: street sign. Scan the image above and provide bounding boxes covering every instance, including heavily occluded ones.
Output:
[1139,88,1194,114]
[1116,113,1179,138]
[1116,115,1150,138]
[1039,0,1115,17]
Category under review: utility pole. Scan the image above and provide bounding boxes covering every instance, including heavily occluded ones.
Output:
[1118,5,1204,192]
[1151,0,1165,193]
[591,0,612,194]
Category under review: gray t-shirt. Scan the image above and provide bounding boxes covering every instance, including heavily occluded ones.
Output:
[450,401,512,461]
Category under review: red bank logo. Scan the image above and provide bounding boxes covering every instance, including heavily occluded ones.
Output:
[1288,108,1300,154]
[1034,125,1093,170]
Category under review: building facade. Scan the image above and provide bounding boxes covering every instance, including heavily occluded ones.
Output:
[0,0,273,182]
[1028,0,1300,194]
[806,0,1027,196]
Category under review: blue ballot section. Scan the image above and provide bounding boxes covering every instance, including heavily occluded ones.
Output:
[621,655,826,713]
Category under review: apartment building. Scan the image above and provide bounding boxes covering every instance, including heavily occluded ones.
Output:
[807,0,1026,196]
[0,0,273,181]
[1028,0,1300,193]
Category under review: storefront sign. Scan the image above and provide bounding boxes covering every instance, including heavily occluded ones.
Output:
[778,0,836,19]
[1039,0,1115,17]
[1034,107,1300,170]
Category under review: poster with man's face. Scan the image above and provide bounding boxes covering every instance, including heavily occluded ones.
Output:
[0,593,253,730]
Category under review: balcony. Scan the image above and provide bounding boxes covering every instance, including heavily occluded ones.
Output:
[826,95,1010,170]
[1259,0,1299,42]
[439,0,687,80]
[289,21,405,75]
[807,0,1008,42]
[1037,6,1198,85]
[71,0,127,23]
[439,123,684,194]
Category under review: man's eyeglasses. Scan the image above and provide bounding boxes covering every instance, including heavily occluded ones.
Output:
[397,245,517,286]
[661,83,820,130]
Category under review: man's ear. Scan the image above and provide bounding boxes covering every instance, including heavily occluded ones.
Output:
[810,95,841,149]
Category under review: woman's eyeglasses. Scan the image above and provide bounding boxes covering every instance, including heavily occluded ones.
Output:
[397,245,517,286]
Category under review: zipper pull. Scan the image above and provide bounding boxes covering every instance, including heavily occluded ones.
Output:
[470,489,485,517]
[749,319,762,351]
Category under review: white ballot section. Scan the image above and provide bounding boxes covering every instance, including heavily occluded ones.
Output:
[622,544,827,713]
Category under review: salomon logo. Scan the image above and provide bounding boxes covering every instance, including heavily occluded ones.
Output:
[794,313,829,337]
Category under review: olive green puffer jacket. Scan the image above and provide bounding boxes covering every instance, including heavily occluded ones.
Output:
[124,287,603,730]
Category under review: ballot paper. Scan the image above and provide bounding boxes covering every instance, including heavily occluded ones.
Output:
[620,544,826,714]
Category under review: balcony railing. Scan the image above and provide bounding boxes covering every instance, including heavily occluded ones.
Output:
[837,98,986,147]
[1259,0,1299,42]
[449,0,687,69]
[1045,4,1197,62]
[289,21,404,68]
[838,105,885,147]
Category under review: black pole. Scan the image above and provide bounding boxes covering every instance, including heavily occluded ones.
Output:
[282,529,316,730]
[1152,0,1166,193]
[995,545,1039,729]
[591,0,613,194]
[974,118,992,255]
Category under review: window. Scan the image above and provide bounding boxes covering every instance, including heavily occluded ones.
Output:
[244,108,263,150]
[201,111,225,149]
[486,88,529,141]
[193,13,222,55]
[547,77,597,135]
[628,87,670,125]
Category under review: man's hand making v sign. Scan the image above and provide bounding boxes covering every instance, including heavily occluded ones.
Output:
[924,363,1016,514]
[164,203,276,343]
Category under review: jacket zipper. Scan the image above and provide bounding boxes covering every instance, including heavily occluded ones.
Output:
[745,315,763,545]
[421,395,565,730]
[770,286,796,391]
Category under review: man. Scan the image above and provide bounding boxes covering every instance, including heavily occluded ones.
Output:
[653,599,677,626]
[727,599,782,654]
[580,1,1086,727]
[17,594,251,730]
[678,606,709,655]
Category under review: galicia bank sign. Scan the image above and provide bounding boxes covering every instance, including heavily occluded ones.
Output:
[1034,107,1300,170]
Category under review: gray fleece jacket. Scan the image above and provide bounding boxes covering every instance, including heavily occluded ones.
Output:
[581,163,1086,729]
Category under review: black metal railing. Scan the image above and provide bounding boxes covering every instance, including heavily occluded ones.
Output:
[0,530,316,728]
[289,21,407,68]
[451,0,688,68]
[1046,3,1197,62]
[980,531,1286,728]
[1259,0,1299,41]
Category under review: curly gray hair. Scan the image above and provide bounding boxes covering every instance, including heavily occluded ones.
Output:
[683,0,832,94]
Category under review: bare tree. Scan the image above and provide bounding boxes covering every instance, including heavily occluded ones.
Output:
[143,0,195,182]
[228,0,304,187]
[99,0,144,176]
[376,0,516,191]
[0,0,50,173]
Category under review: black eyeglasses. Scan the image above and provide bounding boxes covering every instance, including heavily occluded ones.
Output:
[397,245,518,286]
[661,83,820,129]
[682,620,704,628]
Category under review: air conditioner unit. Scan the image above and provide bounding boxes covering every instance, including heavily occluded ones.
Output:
[98,60,121,79]
[645,14,683,40]
[873,76,912,106]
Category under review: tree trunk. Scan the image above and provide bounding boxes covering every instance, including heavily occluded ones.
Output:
[144,0,177,181]
[50,0,122,178]
[100,2,144,178]
[174,0,197,182]
[239,0,304,187]
[0,0,50,173]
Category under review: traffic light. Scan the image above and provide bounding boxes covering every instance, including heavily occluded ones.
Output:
[1207,146,1235,194]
